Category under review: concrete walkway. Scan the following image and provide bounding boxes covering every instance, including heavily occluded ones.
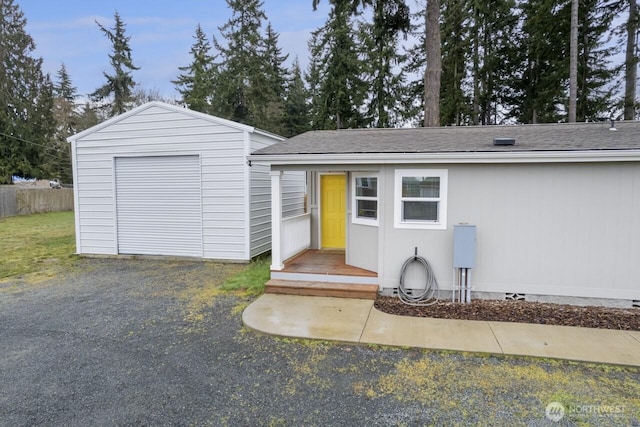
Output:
[243,294,640,367]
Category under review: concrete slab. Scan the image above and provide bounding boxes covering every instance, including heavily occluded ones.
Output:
[361,308,503,354]
[489,322,640,366]
[242,294,374,342]
[243,295,640,367]
[627,330,640,345]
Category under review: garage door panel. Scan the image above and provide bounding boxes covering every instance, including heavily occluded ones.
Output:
[115,156,203,257]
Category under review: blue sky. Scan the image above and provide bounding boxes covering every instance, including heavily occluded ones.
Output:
[20,0,333,99]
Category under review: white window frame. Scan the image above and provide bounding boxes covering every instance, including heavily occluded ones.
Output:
[394,169,448,230]
[352,172,379,226]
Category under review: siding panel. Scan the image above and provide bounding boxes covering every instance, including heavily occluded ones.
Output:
[249,133,307,257]
[200,149,246,259]
[249,134,273,257]
[378,163,640,301]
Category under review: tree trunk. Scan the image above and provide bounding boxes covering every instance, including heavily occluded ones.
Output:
[483,22,492,125]
[625,0,638,120]
[424,0,441,127]
[568,0,578,122]
[472,4,480,126]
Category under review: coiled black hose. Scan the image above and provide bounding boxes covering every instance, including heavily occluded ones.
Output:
[398,252,439,306]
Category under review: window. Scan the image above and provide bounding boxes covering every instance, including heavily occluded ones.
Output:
[394,169,447,230]
[352,173,378,226]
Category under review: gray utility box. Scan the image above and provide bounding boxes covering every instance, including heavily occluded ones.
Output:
[453,225,476,268]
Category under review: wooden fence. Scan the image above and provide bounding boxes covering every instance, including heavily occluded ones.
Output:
[0,187,74,218]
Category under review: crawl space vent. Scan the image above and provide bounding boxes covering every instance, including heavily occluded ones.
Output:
[494,137,515,146]
[505,293,526,301]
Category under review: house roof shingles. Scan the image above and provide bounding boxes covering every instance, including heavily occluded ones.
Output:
[251,121,640,156]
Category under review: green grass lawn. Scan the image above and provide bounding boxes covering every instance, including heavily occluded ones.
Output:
[0,211,76,279]
[221,254,271,296]
[0,210,270,295]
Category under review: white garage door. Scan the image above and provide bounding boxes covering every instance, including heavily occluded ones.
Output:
[115,155,202,257]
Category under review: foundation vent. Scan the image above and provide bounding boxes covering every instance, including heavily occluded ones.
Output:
[633,300,640,308]
[505,293,526,301]
[494,137,515,146]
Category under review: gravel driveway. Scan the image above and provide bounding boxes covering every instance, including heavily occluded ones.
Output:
[1,258,639,426]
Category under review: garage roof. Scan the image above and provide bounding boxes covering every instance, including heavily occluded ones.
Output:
[68,101,282,143]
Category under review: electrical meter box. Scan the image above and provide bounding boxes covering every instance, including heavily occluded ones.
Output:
[453,225,476,268]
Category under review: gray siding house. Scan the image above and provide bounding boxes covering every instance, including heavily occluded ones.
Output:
[69,101,305,261]
[249,121,640,307]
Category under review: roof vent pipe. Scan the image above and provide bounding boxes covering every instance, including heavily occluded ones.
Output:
[493,137,515,146]
[609,117,617,131]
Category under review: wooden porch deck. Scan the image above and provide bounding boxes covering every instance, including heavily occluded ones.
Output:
[280,249,377,277]
[266,250,379,299]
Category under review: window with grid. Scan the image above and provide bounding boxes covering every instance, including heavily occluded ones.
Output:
[352,173,378,226]
[394,169,447,230]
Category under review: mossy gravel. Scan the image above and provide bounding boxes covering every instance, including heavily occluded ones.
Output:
[0,257,638,426]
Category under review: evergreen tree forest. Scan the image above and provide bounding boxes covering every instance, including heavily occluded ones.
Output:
[1,0,639,184]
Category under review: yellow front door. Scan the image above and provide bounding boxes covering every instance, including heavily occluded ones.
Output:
[320,174,346,249]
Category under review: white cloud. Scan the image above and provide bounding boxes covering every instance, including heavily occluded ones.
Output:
[28,15,109,31]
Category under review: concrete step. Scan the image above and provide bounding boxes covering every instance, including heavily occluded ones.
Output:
[265,279,378,300]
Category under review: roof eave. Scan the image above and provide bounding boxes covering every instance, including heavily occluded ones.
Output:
[252,128,286,141]
[248,150,640,165]
[66,101,274,143]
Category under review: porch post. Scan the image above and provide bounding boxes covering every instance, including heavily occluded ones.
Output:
[270,169,284,270]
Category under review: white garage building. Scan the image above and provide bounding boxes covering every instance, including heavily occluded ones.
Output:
[69,101,305,261]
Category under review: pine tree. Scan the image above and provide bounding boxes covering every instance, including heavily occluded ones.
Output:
[51,63,78,183]
[91,11,139,117]
[307,1,367,129]
[440,0,471,125]
[76,103,100,132]
[263,24,288,98]
[283,58,311,137]
[306,29,328,129]
[36,73,62,181]
[53,63,77,137]
[572,0,618,121]
[504,0,618,123]
[173,24,217,113]
[359,0,411,127]
[212,0,268,125]
[254,22,289,132]
[404,7,428,126]
[470,0,519,125]
[508,0,568,123]
[0,0,53,183]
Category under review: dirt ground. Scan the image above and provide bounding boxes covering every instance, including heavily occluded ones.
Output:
[1,258,639,426]
[375,297,640,331]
